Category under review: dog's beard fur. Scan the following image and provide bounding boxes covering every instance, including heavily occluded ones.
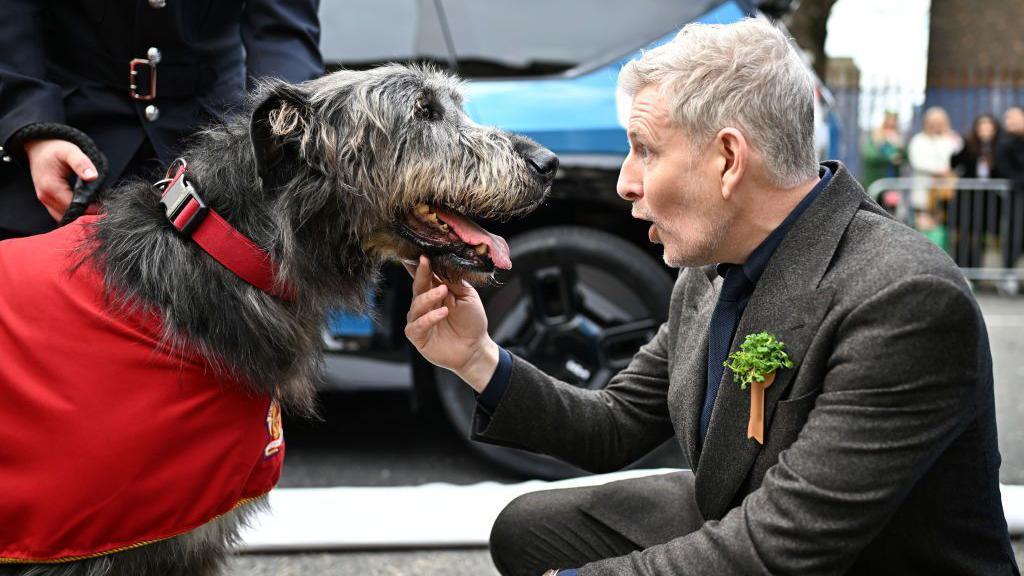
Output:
[11,64,550,576]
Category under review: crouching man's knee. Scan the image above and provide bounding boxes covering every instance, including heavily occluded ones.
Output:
[489,492,543,576]
[489,486,607,576]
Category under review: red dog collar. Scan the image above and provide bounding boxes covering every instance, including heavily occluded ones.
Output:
[157,160,295,301]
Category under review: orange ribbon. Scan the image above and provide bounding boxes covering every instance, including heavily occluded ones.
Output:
[747,371,776,444]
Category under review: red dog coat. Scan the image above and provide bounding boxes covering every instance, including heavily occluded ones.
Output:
[0,216,283,562]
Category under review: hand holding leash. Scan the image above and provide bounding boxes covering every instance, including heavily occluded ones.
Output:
[24,139,97,222]
[11,122,109,225]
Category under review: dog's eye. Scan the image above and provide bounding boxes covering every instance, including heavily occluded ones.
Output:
[415,98,439,121]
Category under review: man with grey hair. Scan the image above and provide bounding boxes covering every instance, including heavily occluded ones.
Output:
[405,17,1016,575]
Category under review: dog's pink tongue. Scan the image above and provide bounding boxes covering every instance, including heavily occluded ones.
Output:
[434,207,512,270]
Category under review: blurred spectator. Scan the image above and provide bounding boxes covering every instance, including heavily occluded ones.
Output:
[861,110,905,211]
[996,105,1024,268]
[908,106,962,233]
[954,114,1001,178]
[862,110,905,187]
[950,114,1001,267]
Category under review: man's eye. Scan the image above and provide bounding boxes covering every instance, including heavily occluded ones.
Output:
[635,144,650,159]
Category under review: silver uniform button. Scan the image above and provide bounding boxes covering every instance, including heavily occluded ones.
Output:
[145,105,160,122]
[148,0,166,8]
[147,47,162,64]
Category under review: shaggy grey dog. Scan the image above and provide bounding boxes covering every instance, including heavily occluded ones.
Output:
[0,64,555,576]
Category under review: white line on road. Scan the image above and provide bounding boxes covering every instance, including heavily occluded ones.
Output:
[236,470,1024,552]
[238,469,680,551]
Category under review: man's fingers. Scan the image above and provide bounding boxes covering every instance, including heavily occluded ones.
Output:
[43,204,63,222]
[60,145,97,181]
[407,284,447,323]
[412,255,434,295]
[404,306,449,343]
[448,279,475,299]
[36,178,74,222]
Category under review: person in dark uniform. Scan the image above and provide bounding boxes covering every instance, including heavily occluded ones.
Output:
[0,0,324,239]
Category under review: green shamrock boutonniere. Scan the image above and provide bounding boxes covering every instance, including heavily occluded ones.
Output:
[723,332,793,444]
[723,331,793,390]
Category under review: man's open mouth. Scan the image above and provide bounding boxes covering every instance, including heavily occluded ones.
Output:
[394,204,511,272]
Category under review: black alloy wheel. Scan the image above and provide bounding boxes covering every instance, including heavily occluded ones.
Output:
[436,226,683,479]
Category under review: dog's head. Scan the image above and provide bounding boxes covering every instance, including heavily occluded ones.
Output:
[248,64,556,285]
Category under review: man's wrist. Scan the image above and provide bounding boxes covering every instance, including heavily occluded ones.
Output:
[456,338,500,394]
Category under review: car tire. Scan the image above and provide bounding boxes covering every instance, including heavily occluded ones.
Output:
[435,226,683,479]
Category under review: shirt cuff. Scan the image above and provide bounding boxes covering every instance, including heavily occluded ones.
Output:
[475,347,511,415]
[558,570,579,576]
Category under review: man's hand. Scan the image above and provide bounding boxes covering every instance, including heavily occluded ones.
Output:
[404,255,499,393]
[24,139,98,221]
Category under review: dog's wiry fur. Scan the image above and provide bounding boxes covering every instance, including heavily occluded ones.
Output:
[3,64,551,576]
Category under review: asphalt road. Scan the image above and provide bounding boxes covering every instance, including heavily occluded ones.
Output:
[986,294,1024,485]
[227,292,1024,575]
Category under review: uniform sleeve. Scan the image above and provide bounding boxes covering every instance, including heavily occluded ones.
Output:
[241,0,325,87]
[0,0,65,157]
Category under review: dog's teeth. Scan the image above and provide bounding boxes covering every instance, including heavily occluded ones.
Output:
[415,204,431,215]
[474,243,489,255]
[439,223,450,233]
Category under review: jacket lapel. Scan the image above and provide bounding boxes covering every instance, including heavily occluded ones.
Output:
[693,285,834,519]
[669,265,718,470]
[690,162,879,520]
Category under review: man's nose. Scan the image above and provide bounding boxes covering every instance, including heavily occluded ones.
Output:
[616,153,642,202]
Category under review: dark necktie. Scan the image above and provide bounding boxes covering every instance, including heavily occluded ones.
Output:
[699,266,753,447]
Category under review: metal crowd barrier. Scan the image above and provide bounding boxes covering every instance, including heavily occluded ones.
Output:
[866,177,1024,294]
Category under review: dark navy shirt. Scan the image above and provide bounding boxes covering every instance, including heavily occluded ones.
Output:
[478,166,832,415]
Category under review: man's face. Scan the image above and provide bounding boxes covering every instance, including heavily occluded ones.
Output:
[616,84,730,268]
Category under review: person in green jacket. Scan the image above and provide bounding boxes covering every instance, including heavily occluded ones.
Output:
[861,110,905,202]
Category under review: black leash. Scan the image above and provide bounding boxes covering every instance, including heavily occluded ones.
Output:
[9,123,109,226]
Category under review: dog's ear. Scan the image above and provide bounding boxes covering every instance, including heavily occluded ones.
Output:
[250,81,310,190]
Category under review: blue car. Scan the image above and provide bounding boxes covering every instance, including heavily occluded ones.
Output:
[317,0,837,477]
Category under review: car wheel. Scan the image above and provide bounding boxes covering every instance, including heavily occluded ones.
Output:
[436,226,682,479]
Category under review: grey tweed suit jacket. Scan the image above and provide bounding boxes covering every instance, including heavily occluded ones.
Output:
[472,161,1019,575]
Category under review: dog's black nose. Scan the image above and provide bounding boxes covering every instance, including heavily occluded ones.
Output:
[526,147,559,177]
[515,137,559,180]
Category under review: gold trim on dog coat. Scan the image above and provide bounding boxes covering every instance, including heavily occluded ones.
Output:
[0,217,284,562]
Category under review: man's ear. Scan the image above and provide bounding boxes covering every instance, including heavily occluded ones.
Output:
[715,127,747,200]
[250,81,310,190]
